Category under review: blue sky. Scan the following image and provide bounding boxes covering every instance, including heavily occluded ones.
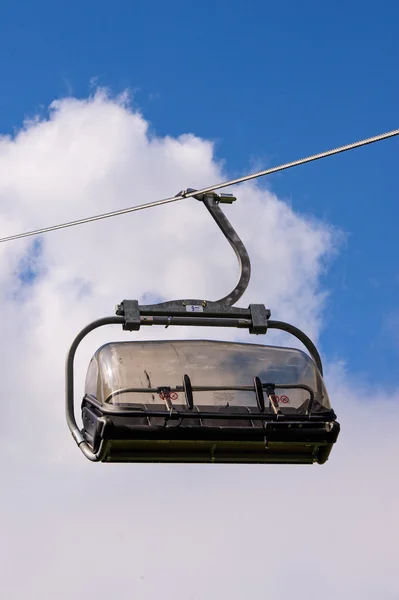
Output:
[2,0,397,383]
[1,3,399,598]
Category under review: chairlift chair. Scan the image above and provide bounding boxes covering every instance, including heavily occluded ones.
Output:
[66,189,340,464]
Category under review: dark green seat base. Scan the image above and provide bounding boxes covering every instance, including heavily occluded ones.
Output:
[100,438,335,464]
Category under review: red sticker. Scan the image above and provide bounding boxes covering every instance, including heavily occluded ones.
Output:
[158,390,178,401]
[279,395,289,403]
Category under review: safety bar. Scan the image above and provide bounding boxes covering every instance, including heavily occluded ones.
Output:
[103,382,316,411]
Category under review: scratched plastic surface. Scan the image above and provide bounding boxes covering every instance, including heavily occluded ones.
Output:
[84,340,331,412]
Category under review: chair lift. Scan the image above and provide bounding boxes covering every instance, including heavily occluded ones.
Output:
[66,189,340,464]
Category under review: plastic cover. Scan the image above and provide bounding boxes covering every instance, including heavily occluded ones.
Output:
[84,340,331,412]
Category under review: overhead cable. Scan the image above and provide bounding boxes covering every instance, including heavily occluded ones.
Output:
[1,127,398,244]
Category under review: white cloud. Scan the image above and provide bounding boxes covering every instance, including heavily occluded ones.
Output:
[0,91,397,599]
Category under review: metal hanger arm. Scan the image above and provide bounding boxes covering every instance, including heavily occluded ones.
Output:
[181,188,251,306]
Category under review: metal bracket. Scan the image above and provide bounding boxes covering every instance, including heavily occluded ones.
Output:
[120,299,140,331]
[115,298,270,334]
[249,304,269,334]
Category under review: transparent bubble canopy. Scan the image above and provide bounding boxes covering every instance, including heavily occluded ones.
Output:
[84,340,331,412]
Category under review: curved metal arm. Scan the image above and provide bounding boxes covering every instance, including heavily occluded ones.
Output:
[203,194,251,305]
[65,316,124,461]
[181,188,251,306]
[267,320,323,375]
